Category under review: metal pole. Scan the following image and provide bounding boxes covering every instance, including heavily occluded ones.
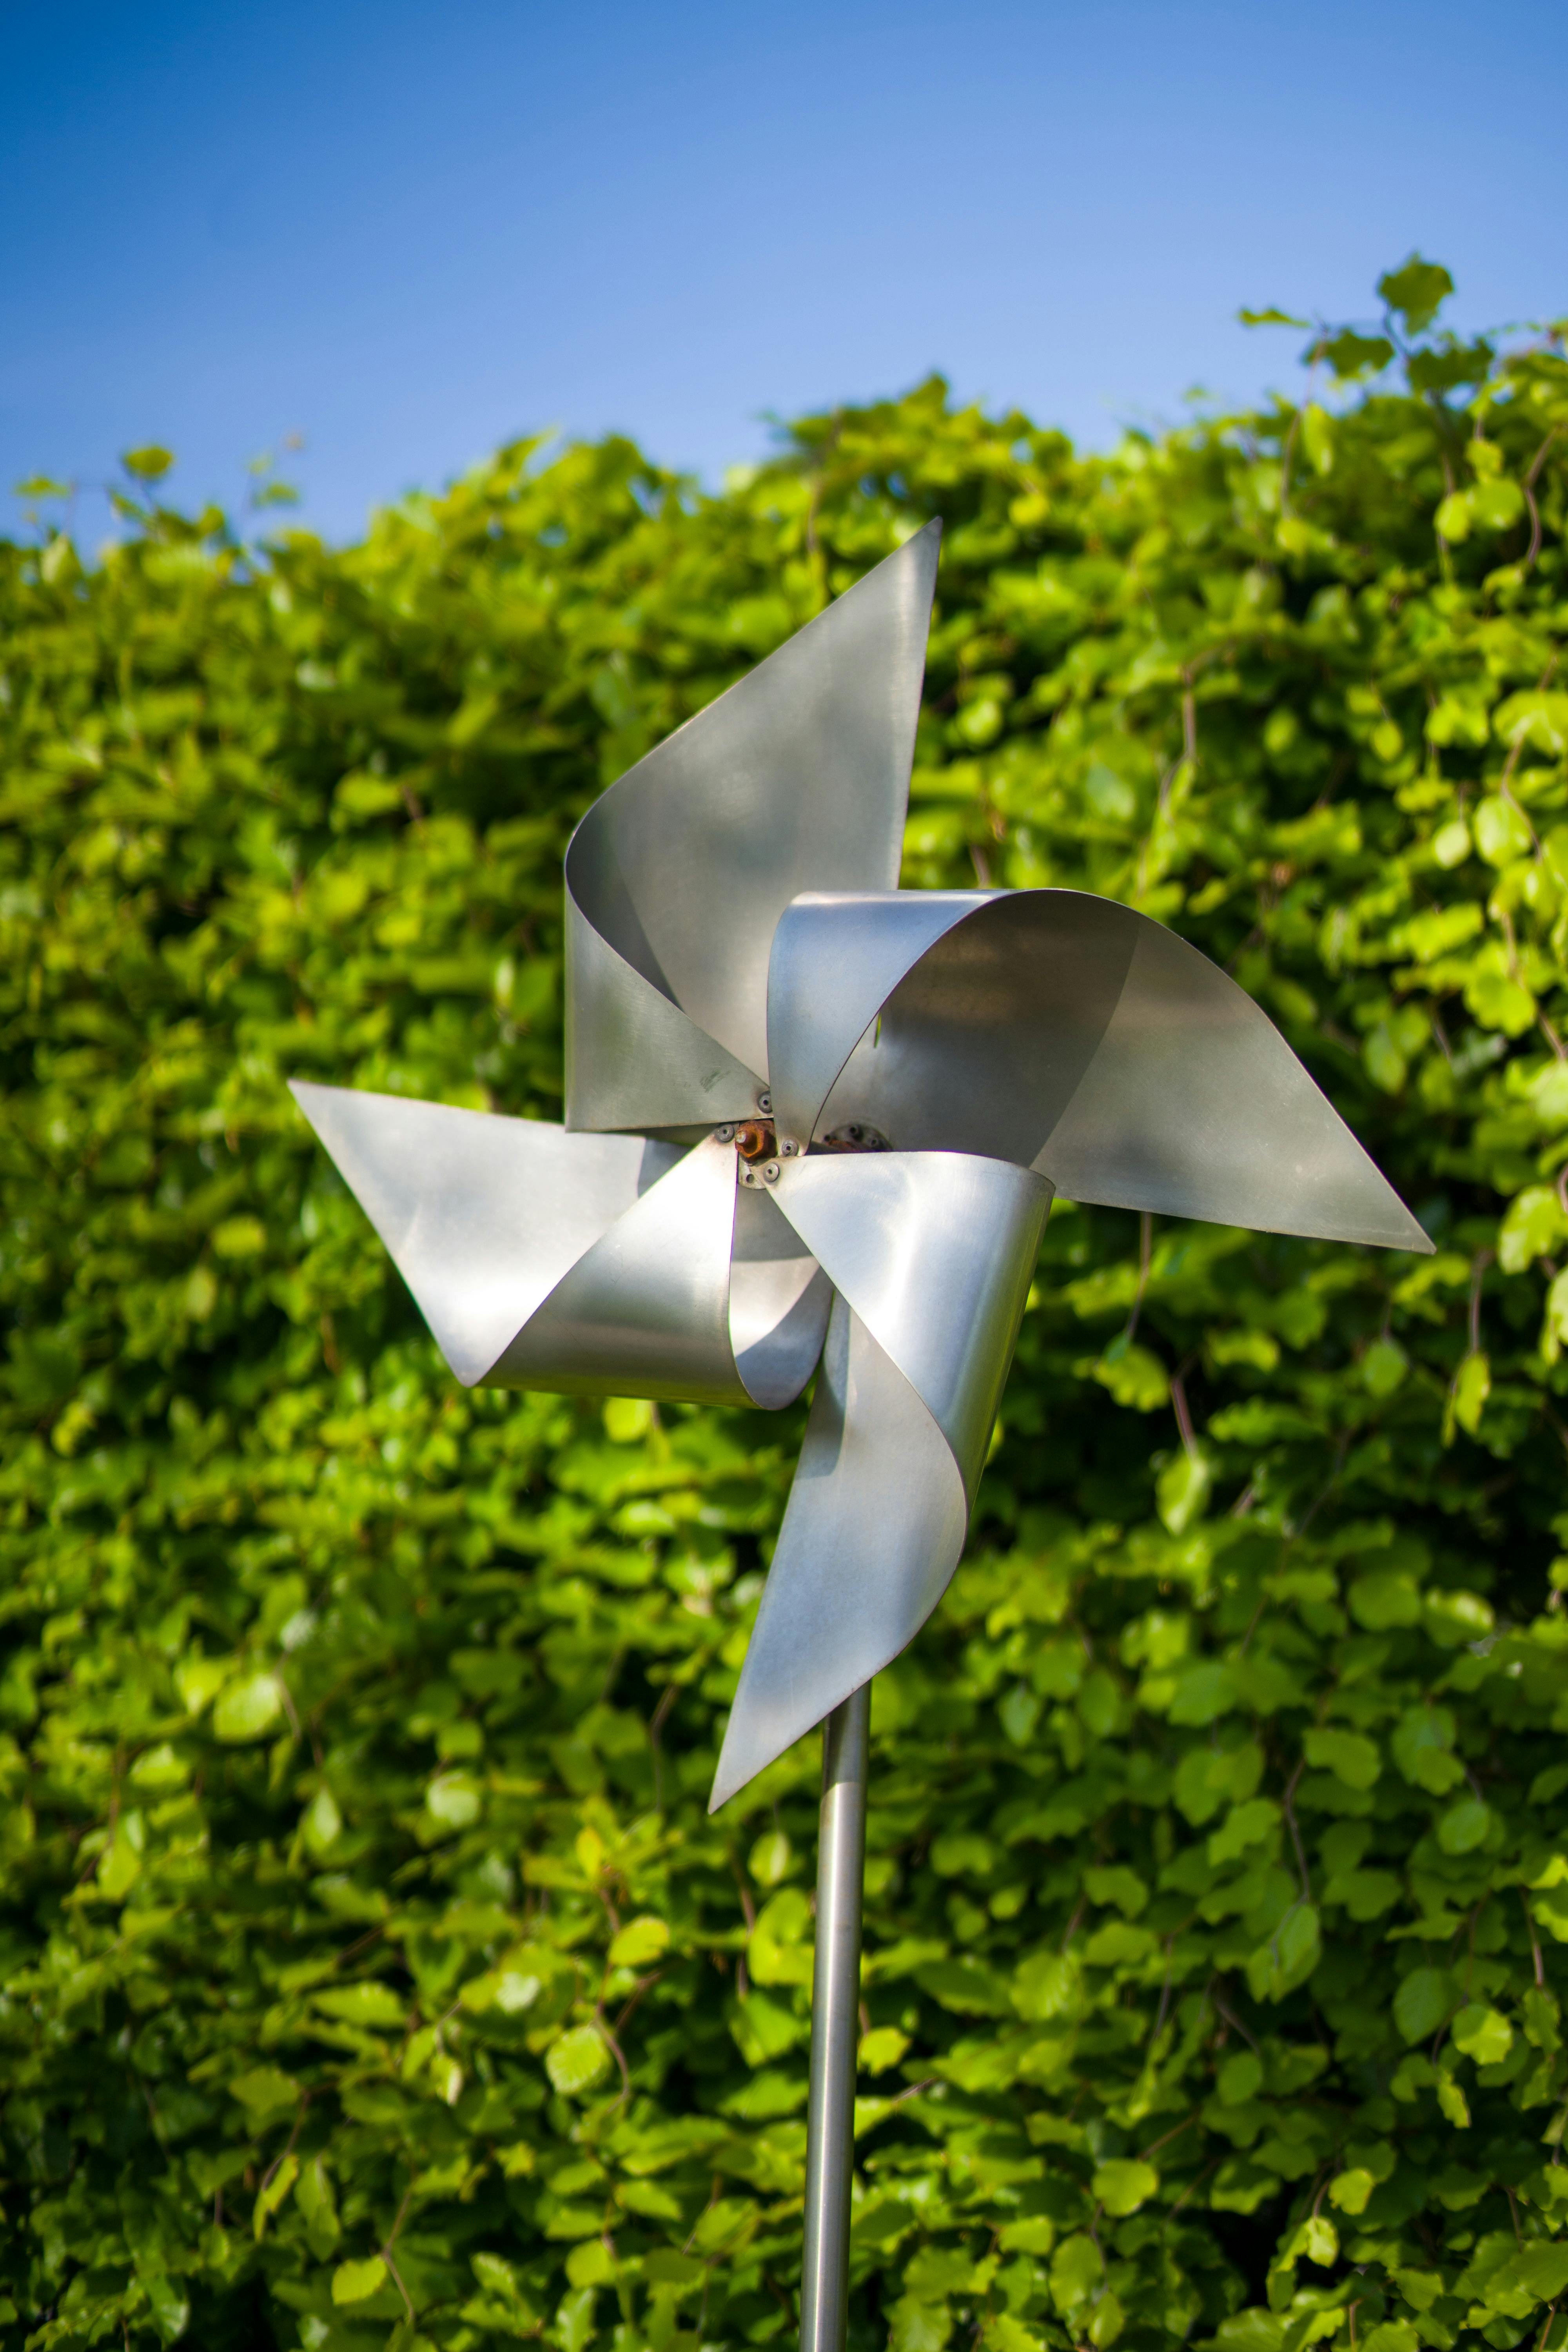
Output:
[799,1682,870,2352]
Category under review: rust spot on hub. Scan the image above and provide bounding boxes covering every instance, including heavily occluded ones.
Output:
[735,1119,775,1161]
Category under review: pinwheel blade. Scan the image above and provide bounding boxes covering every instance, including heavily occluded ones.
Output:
[292,1087,828,1410]
[565,521,942,1131]
[767,889,984,1154]
[710,1149,1051,1810]
[494,1134,750,1403]
[289,1082,678,1384]
[771,1149,1053,1502]
[769,890,1430,1251]
[1035,907,1432,1249]
[566,899,764,1136]
[729,1183,835,1410]
[708,1294,968,1814]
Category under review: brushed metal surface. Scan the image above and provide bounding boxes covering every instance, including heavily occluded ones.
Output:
[773,1149,1052,1504]
[565,891,762,1134]
[494,1135,750,1403]
[809,888,1131,1162]
[709,1294,968,1813]
[799,1688,869,2352]
[729,1183,834,1410]
[564,522,940,1127]
[773,889,1431,1252]
[289,1082,678,1385]
[766,888,982,1152]
[1034,904,1433,1249]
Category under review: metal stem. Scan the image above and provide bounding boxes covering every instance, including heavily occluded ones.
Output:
[799,1681,870,2352]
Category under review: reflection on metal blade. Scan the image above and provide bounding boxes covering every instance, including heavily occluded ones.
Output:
[768,889,1430,1253]
[1034,907,1433,1250]
[766,889,985,1152]
[289,1082,676,1385]
[709,1295,968,1813]
[564,522,941,1120]
[773,1151,1053,1502]
[494,1135,748,1403]
[565,892,762,1134]
[729,1183,834,1410]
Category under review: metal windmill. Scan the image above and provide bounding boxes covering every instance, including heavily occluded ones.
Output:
[291,521,1429,2352]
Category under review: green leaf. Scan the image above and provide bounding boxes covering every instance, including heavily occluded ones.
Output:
[122,445,174,481]
[1446,1352,1491,1441]
[1378,256,1454,334]
[1361,1338,1408,1397]
[1474,795,1533,867]
[1013,1951,1084,2022]
[916,1956,1014,2014]
[1350,1568,1422,1630]
[1319,329,1395,381]
[1499,1184,1566,1274]
[1168,1663,1238,1726]
[608,1915,670,1968]
[1302,1727,1381,1790]
[1437,1797,1492,1855]
[313,1981,405,2025]
[254,2151,299,2239]
[1094,1336,1171,1412]
[748,1830,793,1886]
[1210,2313,1285,2352]
[228,2066,300,2116]
[1050,2232,1104,2315]
[1247,1902,1320,2002]
[1395,1968,1457,2045]
[1297,2214,1339,2263]
[1514,2245,1568,2303]
[1424,1588,1494,1646]
[1093,2158,1158,2216]
[425,1770,483,1826]
[1434,2067,1470,2127]
[546,2025,612,2097]
[1157,1448,1211,1535]
[1495,691,1568,755]
[143,2274,191,2346]
[1208,1797,1280,1864]
[332,2256,388,2305]
[1450,2003,1512,2064]
[1217,2052,1262,2105]
[212,1673,283,1744]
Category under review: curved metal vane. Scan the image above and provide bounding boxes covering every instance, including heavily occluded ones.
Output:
[290,1087,829,1410]
[565,519,943,1133]
[288,519,1431,1819]
[770,889,1429,1250]
[708,1152,1052,1810]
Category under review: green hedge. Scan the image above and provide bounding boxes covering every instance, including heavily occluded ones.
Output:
[4,258,1568,2352]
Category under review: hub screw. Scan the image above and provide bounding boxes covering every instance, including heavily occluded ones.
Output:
[763,1161,781,1183]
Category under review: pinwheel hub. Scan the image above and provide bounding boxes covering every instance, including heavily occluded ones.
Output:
[818,1121,891,1154]
[713,1115,785,1185]
[716,1115,891,1185]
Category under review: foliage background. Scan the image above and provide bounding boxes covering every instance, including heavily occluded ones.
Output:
[4,261,1568,2352]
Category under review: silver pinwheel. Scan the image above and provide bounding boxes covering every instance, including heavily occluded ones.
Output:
[290,520,1428,2352]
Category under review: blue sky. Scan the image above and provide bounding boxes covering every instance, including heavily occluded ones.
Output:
[3,0,1561,543]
